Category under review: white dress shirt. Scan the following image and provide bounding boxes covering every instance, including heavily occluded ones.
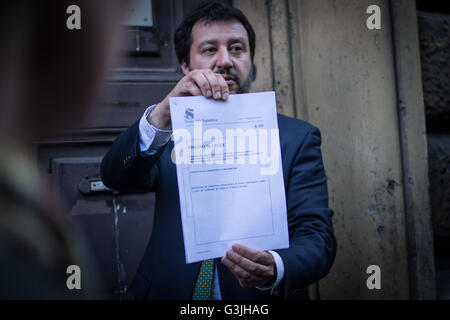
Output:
[138,105,285,299]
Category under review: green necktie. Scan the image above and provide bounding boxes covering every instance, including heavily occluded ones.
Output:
[192,259,215,300]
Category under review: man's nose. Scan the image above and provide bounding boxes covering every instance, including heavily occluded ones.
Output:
[215,47,233,69]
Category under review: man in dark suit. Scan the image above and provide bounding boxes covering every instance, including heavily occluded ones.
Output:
[101,2,336,300]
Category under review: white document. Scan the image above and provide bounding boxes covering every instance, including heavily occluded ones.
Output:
[169,92,289,263]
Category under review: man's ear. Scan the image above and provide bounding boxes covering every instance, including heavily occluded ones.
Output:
[181,61,190,75]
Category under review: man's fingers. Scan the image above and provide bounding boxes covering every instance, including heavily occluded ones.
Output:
[202,70,222,99]
[221,256,267,288]
[185,81,202,97]
[215,73,229,100]
[185,69,229,100]
[189,71,212,97]
[221,256,250,280]
[225,250,271,277]
[232,244,273,265]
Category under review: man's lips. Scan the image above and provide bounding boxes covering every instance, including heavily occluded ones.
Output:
[226,79,236,86]
[222,74,236,81]
[222,75,237,86]
[214,72,238,89]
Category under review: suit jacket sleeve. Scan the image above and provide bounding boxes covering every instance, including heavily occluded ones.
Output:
[101,120,163,193]
[276,125,337,299]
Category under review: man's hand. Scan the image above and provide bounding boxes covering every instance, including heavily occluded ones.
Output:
[148,69,229,130]
[221,244,277,288]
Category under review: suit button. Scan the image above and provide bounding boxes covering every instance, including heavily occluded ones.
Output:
[123,154,133,166]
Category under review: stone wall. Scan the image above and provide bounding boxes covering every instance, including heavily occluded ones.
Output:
[417,11,450,252]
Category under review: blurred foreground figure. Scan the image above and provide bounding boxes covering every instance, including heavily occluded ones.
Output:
[0,1,125,299]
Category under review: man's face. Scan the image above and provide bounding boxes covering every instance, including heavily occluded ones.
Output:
[181,19,253,94]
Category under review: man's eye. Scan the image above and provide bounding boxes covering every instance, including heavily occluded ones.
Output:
[230,46,243,53]
[203,47,216,54]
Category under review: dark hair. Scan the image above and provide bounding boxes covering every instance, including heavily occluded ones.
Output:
[174,2,256,65]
